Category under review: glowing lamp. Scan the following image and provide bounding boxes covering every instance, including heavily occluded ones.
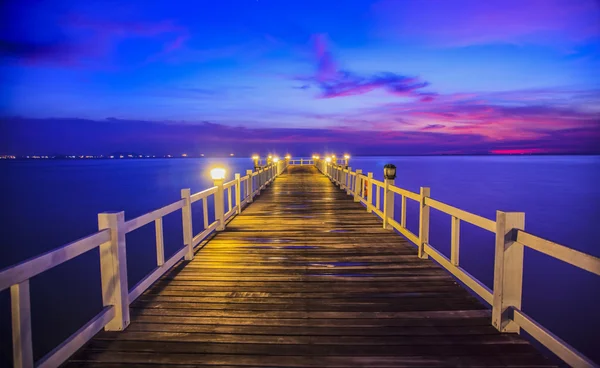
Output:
[268,155,272,159]
[285,155,291,160]
[325,157,332,163]
[331,154,336,158]
[314,155,320,160]
[252,155,259,160]
[273,157,280,163]
[383,164,397,180]
[210,168,226,180]
[344,154,350,159]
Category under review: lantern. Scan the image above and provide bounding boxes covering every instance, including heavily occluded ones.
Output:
[383,164,396,180]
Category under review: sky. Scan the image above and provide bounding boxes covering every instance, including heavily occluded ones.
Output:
[1,0,599,155]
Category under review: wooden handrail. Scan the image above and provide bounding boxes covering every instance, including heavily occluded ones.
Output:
[190,186,217,203]
[124,199,185,233]
[424,197,496,233]
[0,230,110,291]
[516,230,600,276]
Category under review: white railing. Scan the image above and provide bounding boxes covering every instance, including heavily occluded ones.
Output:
[321,161,600,368]
[0,161,286,368]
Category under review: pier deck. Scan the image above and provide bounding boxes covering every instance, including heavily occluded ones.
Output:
[67,166,552,367]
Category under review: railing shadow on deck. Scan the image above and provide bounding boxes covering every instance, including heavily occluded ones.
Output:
[320,160,600,368]
[0,161,290,368]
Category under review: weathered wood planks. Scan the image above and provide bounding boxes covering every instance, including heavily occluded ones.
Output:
[67,165,554,367]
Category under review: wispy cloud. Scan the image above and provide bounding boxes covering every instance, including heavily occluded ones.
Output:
[301,34,432,99]
[1,15,188,68]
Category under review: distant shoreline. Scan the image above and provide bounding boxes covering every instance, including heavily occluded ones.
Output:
[1,153,598,161]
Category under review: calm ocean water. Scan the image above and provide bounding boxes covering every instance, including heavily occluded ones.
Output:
[1,156,599,365]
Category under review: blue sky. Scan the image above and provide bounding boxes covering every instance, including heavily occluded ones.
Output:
[1,0,599,154]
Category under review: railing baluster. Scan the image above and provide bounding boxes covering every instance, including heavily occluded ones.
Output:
[11,280,33,368]
[202,197,209,229]
[235,174,241,214]
[181,189,194,261]
[367,172,373,213]
[376,184,381,211]
[98,211,130,331]
[214,179,225,231]
[451,216,460,266]
[345,167,351,195]
[401,195,407,228]
[383,178,395,229]
[246,170,254,203]
[418,187,430,259]
[492,211,525,333]
[155,218,164,266]
[227,186,232,212]
[354,169,363,202]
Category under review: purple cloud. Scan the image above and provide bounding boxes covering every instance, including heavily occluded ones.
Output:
[2,116,598,156]
[306,34,431,99]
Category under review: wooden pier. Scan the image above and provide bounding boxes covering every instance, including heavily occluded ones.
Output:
[1,159,599,367]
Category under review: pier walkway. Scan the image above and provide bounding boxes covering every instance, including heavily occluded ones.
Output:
[67,166,551,367]
[3,159,599,367]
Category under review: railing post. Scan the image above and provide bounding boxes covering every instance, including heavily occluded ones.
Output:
[340,168,346,190]
[354,169,363,202]
[383,178,395,229]
[401,195,407,228]
[345,167,351,194]
[367,172,373,213]
[246,170,254,203]
[492,211,525,333]
[214,179,225,231]
[451,216,460,266]
[181,189,194,260]
[418,187,430,259]
[256,168,262,194]
[300,158,303,165]
[202,197,209,228]
[98,211,130,331]
[11,280,33,368]
[235,173,241,214]
[155,218,165,266]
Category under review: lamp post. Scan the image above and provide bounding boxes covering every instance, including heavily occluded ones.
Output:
[383,164,396,229]
[344,154,350,169]
[252,155,260,171]
[267,155,273,166]
[211,168,226,231]
[331,154,337,165]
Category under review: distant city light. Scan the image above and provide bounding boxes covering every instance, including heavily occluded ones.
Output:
[182,153,188,157]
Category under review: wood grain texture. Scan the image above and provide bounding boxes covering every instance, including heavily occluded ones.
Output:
[67,166,553,367]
